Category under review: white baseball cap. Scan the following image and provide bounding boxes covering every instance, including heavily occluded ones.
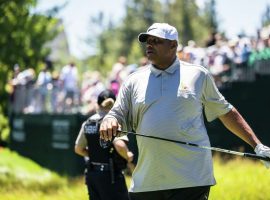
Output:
[138,23,179,43]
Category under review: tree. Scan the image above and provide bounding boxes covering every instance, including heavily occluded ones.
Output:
[85,12,124,75]
[119,0,163,55]
[204,0,218,33]
[0,0,60,114]
[86,0,216,73]
[164,0,214,46]
[85,0,163,73]
[261,4,270,27]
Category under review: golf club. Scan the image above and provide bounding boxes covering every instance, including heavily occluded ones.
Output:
[118,130,270,162]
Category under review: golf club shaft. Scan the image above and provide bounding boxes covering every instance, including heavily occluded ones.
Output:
[119,130,270,162]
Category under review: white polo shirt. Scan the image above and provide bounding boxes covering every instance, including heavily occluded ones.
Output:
[105,58,233,192]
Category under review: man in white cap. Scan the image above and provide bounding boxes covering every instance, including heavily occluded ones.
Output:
[100,23,270,200]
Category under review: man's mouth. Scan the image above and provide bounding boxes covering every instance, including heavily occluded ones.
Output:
[146,49,154,54]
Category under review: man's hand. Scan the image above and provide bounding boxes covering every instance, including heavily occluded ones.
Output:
[127,151,134,163]
[99,117,120,141]
[254,143,270,168]
[127,152,135,174]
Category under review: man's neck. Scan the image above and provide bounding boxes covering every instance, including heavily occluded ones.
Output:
[152,56,177,70]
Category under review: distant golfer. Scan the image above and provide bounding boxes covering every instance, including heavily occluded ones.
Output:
[75,89,133,200]
[99,23,270,200]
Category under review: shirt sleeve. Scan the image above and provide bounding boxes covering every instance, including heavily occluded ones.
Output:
[202,72,233,122]
[75,122,87,148]
[104,80,132,132]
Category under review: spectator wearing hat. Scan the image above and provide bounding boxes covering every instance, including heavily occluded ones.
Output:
[75,89,133,200]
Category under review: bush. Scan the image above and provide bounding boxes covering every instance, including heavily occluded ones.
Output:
[0,106,9,146]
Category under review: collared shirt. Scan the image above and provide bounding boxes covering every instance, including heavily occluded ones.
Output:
[105,58,233,192]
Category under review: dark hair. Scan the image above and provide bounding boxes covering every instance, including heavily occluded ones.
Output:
[97,89,116,106]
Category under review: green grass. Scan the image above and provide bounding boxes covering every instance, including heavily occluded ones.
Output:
[0,148,67,192]
[209,155,270,200]
[0,178,88,200]
[0,148,269,200]
[0,148,88,199]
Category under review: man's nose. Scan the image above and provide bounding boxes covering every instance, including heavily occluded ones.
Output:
[146,43,153,48]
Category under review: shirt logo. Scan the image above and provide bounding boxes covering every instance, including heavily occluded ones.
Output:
[84,124,98,135]
[180,82,189,91]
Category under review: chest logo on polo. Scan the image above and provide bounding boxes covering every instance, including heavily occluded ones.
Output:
[180,82,189,90]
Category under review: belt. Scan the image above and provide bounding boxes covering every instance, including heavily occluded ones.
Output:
[89,162,110,171]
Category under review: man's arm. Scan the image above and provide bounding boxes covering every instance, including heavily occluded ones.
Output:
[219,107,270,168]
[218,107,261,148]
[113,139,134,163]
[113,138,135,173]
[100,79,131,141]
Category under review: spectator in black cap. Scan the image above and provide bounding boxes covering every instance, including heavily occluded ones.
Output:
[75,89,133,200]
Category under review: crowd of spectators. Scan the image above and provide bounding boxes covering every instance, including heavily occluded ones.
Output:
[7,57,149,115]
[8,62,78,114]
[7,25,270,115]
[177,25,270,87]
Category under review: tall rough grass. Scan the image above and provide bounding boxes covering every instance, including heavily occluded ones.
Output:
[209,155,270,200]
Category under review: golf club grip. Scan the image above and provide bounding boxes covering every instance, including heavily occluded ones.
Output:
[244,153,270,161]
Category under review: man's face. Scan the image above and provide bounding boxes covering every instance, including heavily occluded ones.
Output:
[145,36,175,66]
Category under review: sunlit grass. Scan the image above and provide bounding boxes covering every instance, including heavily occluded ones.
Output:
[0,148,87,199]
[0,177,88,200]
[209,154,270,200]
[0,148,66,192]
[1,148,269,200]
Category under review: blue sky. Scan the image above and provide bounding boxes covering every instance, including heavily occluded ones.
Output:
[35,0,270,59]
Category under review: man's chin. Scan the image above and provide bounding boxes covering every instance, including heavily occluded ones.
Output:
[146,53,155,61]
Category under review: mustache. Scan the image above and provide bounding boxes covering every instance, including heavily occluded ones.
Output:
[146,47,154,53]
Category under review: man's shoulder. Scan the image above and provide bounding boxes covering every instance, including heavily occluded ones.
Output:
[126,66,150,80]
[180,60,209,74]
[133,65,150,75]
